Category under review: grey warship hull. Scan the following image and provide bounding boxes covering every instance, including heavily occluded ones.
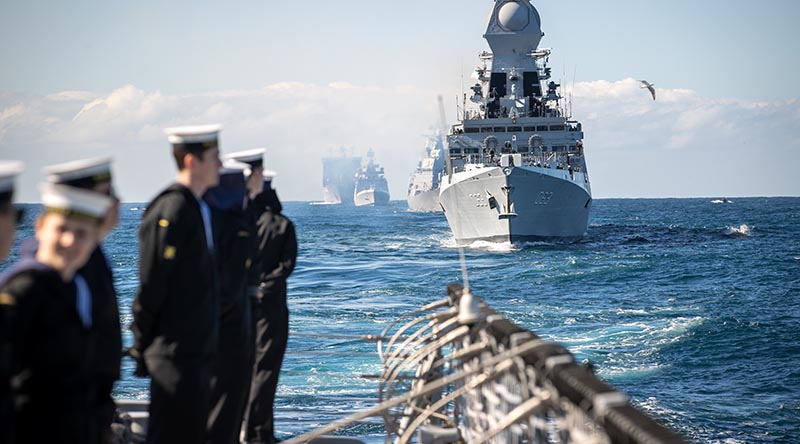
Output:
[439,164,590,245]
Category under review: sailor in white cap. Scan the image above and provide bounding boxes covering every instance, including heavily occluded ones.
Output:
[226,148,266,201]
[243,168,297,444]
[0,161,24,262]
[42,156,121,443]
[0,183,112,444]
[131,124,223,444]
[203,159,257,444]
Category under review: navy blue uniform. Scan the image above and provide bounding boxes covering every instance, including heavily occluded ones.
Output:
[0,261,96,444]
[206,204,257,444]
[132,184,219,444]
[244,190,297,444]
[79,247,122,443]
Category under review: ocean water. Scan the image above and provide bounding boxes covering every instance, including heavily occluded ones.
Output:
[4,197,799,443]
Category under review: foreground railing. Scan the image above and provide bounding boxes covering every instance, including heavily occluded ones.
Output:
[285,284,686,444]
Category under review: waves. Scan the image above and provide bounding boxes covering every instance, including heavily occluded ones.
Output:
[724,224,752,237]
[3,198,798,443]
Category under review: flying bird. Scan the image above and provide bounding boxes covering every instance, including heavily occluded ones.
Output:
[639,80,656,100]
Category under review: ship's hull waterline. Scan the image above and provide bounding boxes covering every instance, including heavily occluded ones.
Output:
[439,165,591,245]
[407,188,442,212]
[355,189,390,207]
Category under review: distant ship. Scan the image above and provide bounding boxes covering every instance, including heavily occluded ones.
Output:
[322,150,361,205]
[439,0,592,245]
[406,132,445,212]
[354,149,390,206]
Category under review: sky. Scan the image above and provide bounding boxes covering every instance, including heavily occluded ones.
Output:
[1,0,799,202]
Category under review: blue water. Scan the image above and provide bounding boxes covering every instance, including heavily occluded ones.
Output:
[4,197,799,443]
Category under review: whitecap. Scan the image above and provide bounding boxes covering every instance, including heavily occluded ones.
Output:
[440,237,517,252]
[724,224,752,237]
[615,308,648,316]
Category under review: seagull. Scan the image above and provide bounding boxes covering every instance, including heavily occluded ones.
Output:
[639,80,656,100]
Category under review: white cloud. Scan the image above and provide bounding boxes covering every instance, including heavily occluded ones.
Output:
[1,79,798,202]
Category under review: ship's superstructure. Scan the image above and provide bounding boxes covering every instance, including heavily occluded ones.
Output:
[354,149,390,206]
[439,0,592,244]
[322,150,361,205]
[406,132,445,212]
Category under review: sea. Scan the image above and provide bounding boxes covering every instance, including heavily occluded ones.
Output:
[4,197,799,443]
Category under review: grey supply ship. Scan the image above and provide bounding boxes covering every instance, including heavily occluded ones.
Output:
[322,149,361,205]
[439,0,592,245]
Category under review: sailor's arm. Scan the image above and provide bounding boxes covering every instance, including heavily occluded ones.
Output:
[131,198,187,353]
[263,219,297,282]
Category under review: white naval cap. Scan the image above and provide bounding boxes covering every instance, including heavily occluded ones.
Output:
[40,183,114,223]
[0,161,24,197]
[262,169,277,182]
[43,157,112,189]
[165,124,222,150]
[226,148,265,168]
[220,159,252,176]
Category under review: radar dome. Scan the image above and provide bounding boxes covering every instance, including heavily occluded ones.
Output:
[497,1,529,32]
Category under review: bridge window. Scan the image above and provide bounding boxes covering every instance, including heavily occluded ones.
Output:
[507,126,522,132]
[523,126,536,131]
[536,125,549,131]
[481,127,493,133]
[449,148,462,154]
[549,125,565,131]
[493,127,506,133]
[464,127,480,134]
[553,145,567,152]
[518,146,530,153]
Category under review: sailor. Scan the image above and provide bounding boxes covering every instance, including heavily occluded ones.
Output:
[203,157,261,444]
[130,124,222,444]
[243,171,297,444]
[0,160,23,444]
[0,183,112,444]
[43,157,122,444]
[227,149,267,298]
[0,161,24,262]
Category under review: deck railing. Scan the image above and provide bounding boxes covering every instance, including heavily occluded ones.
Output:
[285,284,687,444]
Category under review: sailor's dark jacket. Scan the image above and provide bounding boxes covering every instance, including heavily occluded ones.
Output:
[79,246,122,386]
[211,206,255,345]
[132,183,219,359]
[0,260,95,443]
[254,209,297,303]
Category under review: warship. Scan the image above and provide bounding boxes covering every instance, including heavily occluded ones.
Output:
[439,0,592,245]
[406,132,445,213]
[354,149,390,207]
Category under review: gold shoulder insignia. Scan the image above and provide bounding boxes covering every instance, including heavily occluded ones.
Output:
[163,245,177,260]
[245,258,252,269]
[0,292,16,306]
[238,230,250,238]
[158,219,170,228]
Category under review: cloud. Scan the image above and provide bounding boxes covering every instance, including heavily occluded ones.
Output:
[571,78,800,196]
[0,82,439,202]
[1,79,798,202]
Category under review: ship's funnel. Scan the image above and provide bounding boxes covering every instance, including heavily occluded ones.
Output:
[484,0,543,55]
